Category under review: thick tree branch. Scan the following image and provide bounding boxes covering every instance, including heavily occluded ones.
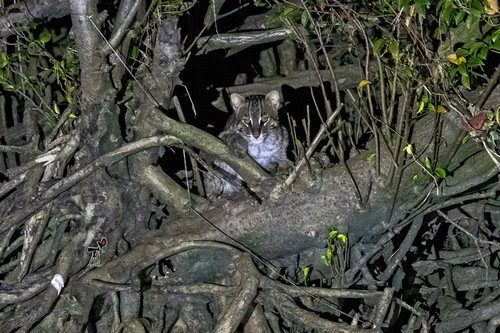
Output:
[0,0,70,38]
[148,108,270,190]
[105,0,142,53]
[196,28,289,54]
[0,135,181,234]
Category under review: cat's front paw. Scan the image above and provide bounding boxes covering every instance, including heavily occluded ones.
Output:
[228,135,248,158]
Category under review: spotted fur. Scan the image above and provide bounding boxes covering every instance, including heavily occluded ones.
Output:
[205,90,291,198]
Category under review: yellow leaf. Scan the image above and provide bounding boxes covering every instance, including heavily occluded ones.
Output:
[337,234,347,243]
[417,100,425,113]
[437,105,447,113]
[485,0,499,14]
[448,54,466,65]
[358,80,372,88]
[404,144,413,155]
[405,5,415,27]
[329,230,338,239]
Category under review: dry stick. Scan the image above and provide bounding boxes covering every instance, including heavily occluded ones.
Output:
[386,21,401,130]
[377,215,424,282]
[386,90,409,186]
[355,19,381,177]
[436,209,489,270]
[345,229,397,286]
[376,54,389,141]
[299,0,341,112]
[395,298,430,333]
[372,287,394,331]
[283,103,343,188]
[0,169,28,198]
[172,96,205,196]
[282,14,334,121]
[395,179,500,233]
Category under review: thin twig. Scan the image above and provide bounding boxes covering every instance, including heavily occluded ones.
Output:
[284,103,343,188]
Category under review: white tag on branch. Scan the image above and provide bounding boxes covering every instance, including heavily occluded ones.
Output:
[51,274,64,296]
[35,147,61,166]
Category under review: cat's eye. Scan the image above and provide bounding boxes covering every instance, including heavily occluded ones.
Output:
[242,118,251,125]
[261,117,269,123]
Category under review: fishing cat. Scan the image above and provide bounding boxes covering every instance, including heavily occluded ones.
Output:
[204,90,291,199]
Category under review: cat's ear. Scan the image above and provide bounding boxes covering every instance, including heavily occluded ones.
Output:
[230,93,246,112]
[265,90,281,112]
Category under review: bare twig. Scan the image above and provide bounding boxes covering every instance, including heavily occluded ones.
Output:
[173,95,205,196]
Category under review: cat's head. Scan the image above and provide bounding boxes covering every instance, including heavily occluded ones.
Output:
[229,90,281,141]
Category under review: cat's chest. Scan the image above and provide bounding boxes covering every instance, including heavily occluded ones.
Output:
[247,134,280,166]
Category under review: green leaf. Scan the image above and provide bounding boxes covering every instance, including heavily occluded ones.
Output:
[388,40,399,59]
[2,83,15,91]
[468,56,485,68]
[131,45,139,59]
[456,48,470,58]
[461,74,471,89]
[417,100,425,114]
[440,1,454,26]
[329,230,338,239]
[466,14,479,29]
[402,0,410,15]
[492,40,500,51]
[478,46,488,60]
[38,28,51,45]
[303,267,310,276]
[413,174,418,181]
[283,7,294,16]
[53,103,60,115]
[425,157,431,169]
[404,66,413,78]
[454,10,466,25]
[462,135,469,144]
[69,114,77,118]
[435,167,446,178]
[492,28,500,43]
[470,41,486,54]
[366,153,376,166]
[337,234,347,243]
[1,53,8,68]
[414,0,428,18]
[301,9,309,27]
[373,38,385,55]
[471,0,484,13]
[457,62,468,76]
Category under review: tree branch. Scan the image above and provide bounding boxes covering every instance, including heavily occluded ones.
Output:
[0,0,70,38]
[196,28,289,54]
